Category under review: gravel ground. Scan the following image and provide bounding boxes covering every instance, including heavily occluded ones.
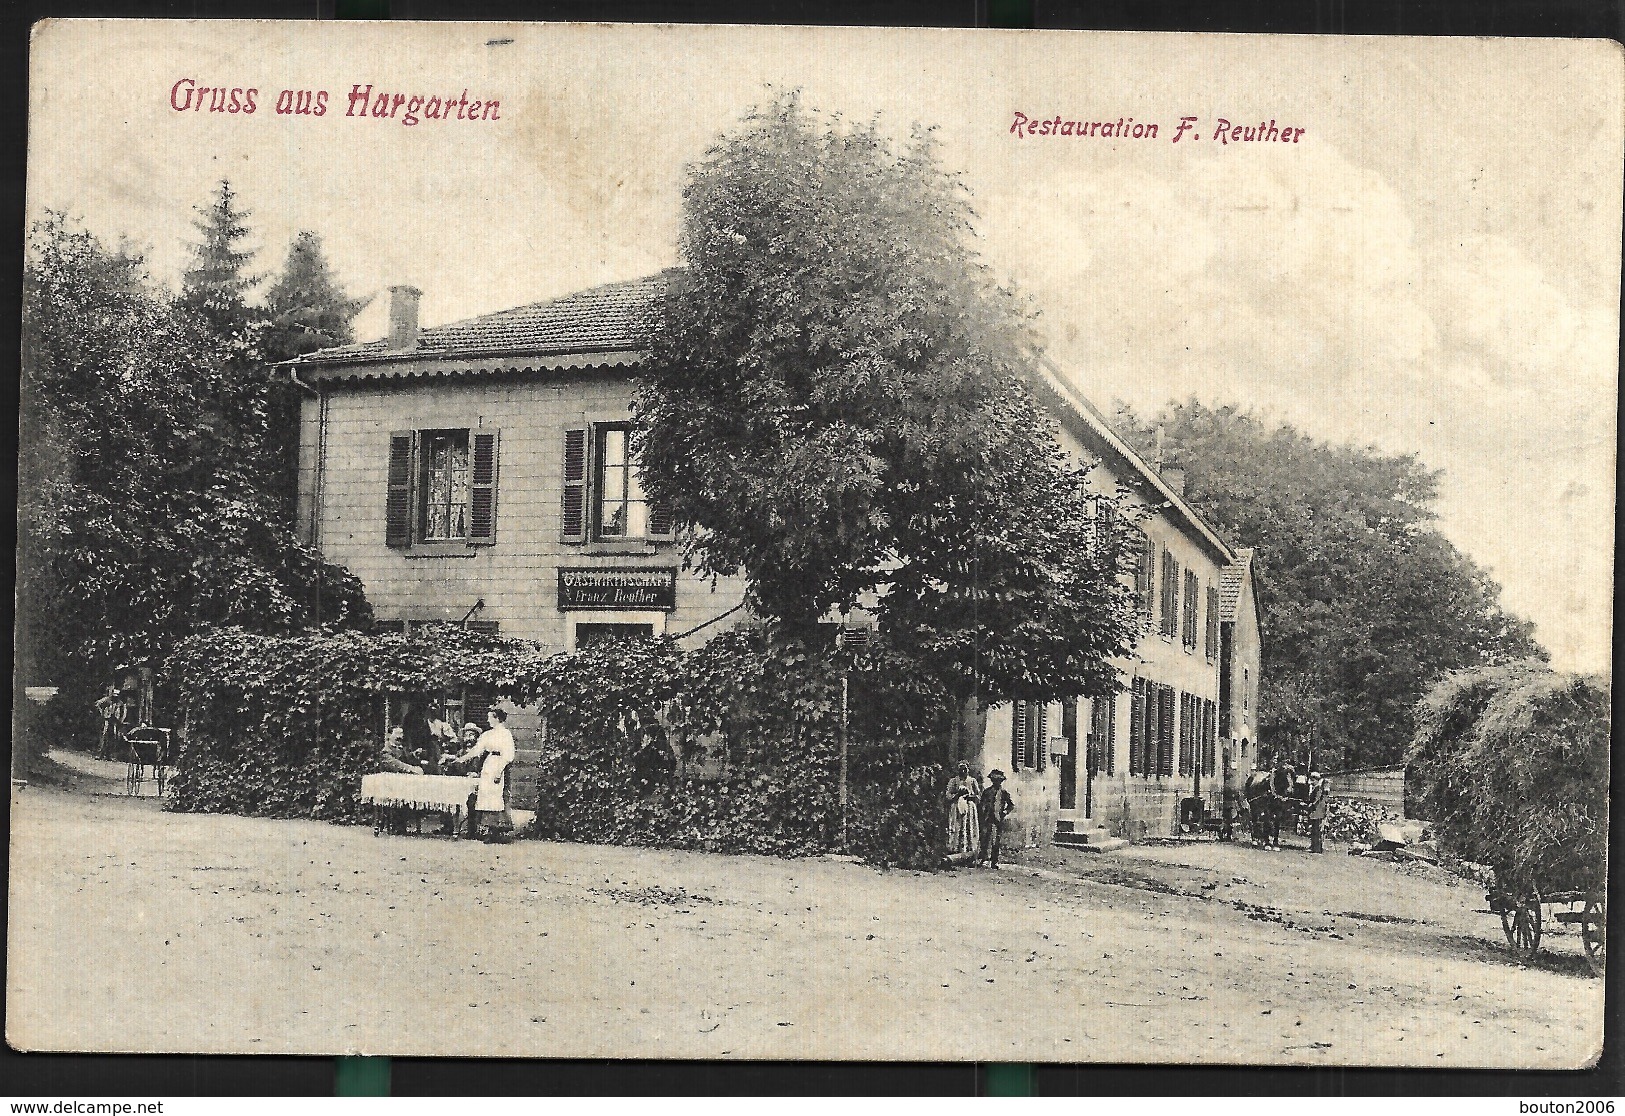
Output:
[6,766,1604,1066]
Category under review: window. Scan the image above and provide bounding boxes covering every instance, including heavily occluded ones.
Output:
[594,425,647,539]
[1133,532,1155,623]
[1181,571,1199,650]
[1011,700,1046,772]
[1243,668,1251,717]
[421,431,470,539]
[1159,552,1180,638]
[1092,497,1119,565]
[1205,585,1220,660]
[561,423,673,544]
[386,428,499,548]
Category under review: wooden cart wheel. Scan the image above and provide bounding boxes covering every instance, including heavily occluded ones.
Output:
[1582,895,1606,976]
[1501,887,1543,960]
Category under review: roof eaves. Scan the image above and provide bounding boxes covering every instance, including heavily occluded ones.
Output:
[298,348,649,382]
[1031,356,1235,564]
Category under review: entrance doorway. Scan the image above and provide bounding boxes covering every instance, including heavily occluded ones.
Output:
[575,622,654,648]
[1058,700,1077,811]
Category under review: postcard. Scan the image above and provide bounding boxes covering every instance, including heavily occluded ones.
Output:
[9,20,1618,1065]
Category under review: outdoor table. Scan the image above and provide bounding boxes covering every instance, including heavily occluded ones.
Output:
[359,772,478,837]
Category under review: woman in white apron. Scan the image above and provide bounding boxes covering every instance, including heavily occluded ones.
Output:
[448,708,515,842]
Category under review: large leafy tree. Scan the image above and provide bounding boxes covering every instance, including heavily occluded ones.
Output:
[1114,400,1545,768]
[636,94,1138,706]
[15,215,370,765]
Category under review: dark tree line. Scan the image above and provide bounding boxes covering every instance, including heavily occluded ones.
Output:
[15,182,373,768]
[1114,400,1545,770]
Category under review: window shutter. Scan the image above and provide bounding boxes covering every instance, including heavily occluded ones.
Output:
[1205,586,1220,659]
[1189,575,1202,646]
[561,427,588,543]
[648,495,674,540]
[1035,705,1048,773]
[386,431,416,549]
[1183,695,1196,773]
[1204,699,1216,776]
[1011,700,1026,771]
[1127,681,1143,775]
[1160,554,1179,637]
[1097,500,1118,566]
[1136,536,1155,620]
[1106,693,1116,776]
[1158,685,1175,776]
[468,430,499,544]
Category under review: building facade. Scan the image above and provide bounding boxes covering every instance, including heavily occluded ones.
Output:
[291,277,1262,840]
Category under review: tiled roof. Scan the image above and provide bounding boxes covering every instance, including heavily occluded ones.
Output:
[1218,548,1255,622]
[298,272,672,365]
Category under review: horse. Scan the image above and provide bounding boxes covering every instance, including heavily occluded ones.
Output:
[1243,770,1287,848]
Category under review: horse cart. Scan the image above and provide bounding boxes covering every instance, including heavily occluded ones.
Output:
[1488,869,1606,975]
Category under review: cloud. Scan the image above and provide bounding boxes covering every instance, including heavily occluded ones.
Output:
[980,136,1615,671]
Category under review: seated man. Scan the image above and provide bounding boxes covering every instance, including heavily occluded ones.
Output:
[378,726,424,775]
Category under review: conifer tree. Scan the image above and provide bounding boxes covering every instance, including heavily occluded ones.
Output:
[261,231,369,363]
[260,231,370,512]
[178,179,260,339]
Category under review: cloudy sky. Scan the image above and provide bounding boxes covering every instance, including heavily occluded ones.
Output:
[27,22,1621,671]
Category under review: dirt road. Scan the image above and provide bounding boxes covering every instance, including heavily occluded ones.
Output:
[6,776,1603,1065]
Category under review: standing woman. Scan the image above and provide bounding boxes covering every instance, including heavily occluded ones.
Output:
[945,762,982,864]
[448,708,516,842]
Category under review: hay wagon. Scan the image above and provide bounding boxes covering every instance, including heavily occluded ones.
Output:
[1488,867,1605,975]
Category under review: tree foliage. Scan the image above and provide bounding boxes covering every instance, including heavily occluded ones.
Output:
[636,93,1138,706]
[1115,400,1545,768]
[16,215,370,754]
[1408,662,1608,892]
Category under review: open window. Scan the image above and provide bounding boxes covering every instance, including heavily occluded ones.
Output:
[561,423,674,545]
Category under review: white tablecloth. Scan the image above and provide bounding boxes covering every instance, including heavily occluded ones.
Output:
[359,773,477,810]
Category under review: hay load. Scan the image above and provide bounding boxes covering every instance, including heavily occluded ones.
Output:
[1407,660,1609,894]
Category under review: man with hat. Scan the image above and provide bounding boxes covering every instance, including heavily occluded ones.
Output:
[978,770,1016,869]
[1306,770,1329,853]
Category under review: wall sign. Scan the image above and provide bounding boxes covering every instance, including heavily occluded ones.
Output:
[557,566,678,611]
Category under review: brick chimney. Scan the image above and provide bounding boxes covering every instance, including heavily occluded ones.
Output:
[387,285,422,350]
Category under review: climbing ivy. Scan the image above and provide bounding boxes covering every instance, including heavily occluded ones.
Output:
[167,623,950,868]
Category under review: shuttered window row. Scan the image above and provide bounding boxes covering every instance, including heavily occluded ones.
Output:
[387,425,672,549]
[1129,681,1220,781]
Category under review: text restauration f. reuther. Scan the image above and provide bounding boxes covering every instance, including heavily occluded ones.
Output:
[1008,112,1305,144]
